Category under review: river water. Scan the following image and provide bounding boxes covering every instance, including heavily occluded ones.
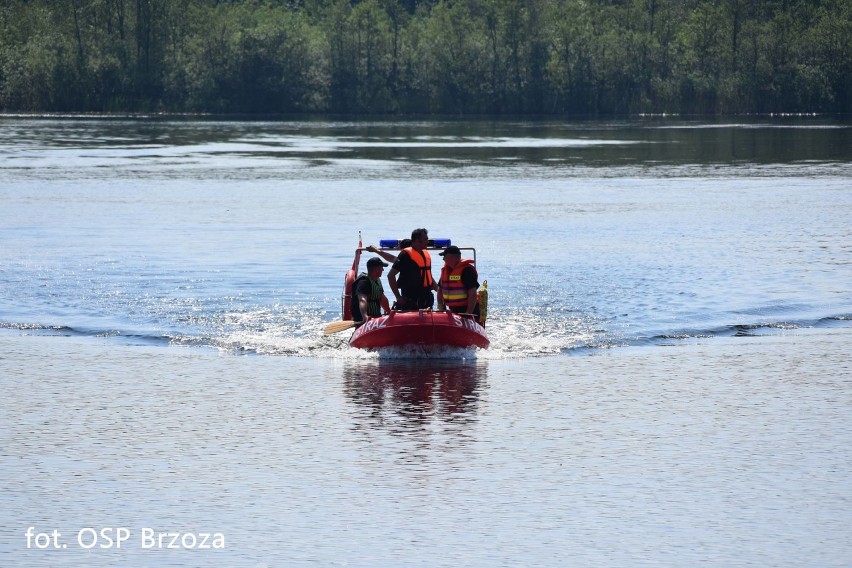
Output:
[1,117,851,566]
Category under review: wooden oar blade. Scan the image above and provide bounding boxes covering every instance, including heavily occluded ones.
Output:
[324,320,356,335]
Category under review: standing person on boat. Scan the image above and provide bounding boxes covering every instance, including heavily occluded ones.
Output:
[351,257,391,323]
[387,228,437,310]
[437,245,481,322]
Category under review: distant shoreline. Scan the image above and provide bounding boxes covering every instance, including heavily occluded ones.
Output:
[1,112,848,122]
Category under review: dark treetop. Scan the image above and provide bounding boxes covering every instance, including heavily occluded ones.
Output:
[1,0,849,115]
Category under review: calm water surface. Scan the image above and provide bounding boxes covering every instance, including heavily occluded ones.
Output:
[1,118,850,354]
[1,117,851,566]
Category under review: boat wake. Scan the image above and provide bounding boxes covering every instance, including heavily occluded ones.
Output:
[0,304,598,359]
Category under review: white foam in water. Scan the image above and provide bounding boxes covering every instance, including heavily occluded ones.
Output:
[182,306,599,360]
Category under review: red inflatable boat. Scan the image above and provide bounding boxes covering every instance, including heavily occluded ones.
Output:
[341,237,489,351]
[349,309,489,350]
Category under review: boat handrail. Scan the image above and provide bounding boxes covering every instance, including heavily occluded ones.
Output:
[357,246,477,265]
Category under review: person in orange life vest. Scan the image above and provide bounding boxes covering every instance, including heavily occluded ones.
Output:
[351,257,391,323]
[387,228,437,310]
[437,245,481,321]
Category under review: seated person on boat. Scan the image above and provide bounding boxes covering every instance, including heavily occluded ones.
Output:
[351,257,391,322]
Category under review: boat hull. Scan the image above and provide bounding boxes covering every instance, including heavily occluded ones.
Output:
[349,310,489,350]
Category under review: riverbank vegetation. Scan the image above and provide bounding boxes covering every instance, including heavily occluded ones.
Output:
[1,0,849,115]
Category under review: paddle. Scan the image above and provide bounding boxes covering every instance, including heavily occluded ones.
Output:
[323,320,357,335]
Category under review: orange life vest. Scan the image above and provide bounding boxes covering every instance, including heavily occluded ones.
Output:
[403,247,434,289]
[440,259,477,309]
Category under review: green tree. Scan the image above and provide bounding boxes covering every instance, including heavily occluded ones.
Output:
[0,0,849,114]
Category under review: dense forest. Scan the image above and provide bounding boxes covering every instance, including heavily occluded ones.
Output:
[1,0,849,115]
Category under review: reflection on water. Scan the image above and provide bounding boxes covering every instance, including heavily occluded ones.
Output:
[343,361,487,427]
[3,119,850,183]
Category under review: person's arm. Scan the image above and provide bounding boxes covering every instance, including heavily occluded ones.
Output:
[387,267,402,305]
[366,245,398,264]
[465,287,478,315]
[357,293,370,321]
[437,285,446,311]
[429,266,439,292]
[380,294,391,315]
[462,266,480,315]
[388,252,408,305]
[353,279,369,323]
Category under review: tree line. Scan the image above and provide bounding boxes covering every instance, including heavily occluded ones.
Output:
[1,0,849,115]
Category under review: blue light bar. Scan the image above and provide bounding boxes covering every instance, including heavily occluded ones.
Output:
[378,238,452,249]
